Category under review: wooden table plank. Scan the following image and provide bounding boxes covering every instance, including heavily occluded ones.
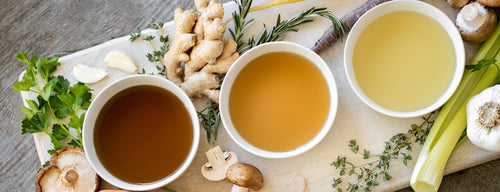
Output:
[1,0,500,191]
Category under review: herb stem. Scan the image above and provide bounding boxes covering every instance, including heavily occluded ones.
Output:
[47,102,83,148]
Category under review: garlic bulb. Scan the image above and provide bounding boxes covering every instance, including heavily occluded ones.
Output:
[466,84,500,151]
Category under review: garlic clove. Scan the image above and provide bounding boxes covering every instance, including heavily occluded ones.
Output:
[104,51,137,73]
[466,84,500,151]
[73,64,107,84]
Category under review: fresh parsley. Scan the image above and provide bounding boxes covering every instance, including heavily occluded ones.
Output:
[13,52,92,154]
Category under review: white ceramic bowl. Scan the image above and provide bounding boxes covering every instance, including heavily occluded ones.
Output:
[82,75,199,191]
[220,42,338,158]
[344,0,465,118]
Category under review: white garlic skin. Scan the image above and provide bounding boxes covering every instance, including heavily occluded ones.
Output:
[466,84,500,151]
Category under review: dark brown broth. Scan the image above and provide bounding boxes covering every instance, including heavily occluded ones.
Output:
[94,85,193,184]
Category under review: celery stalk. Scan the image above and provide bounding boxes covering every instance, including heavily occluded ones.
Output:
[411,24,500,192]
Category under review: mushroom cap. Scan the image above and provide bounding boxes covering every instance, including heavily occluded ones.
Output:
[447,0,470,8]
[477,0,500,7]
[456,2,498,43]
[36,146,100,192]
[226,163,264,190]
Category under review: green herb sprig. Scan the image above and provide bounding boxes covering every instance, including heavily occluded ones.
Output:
[465,58,498,72]
[234,4,345,53]
[129,18,170,76]
[197,101,221,145]
[331,112,435,192]
[13,52,92,154]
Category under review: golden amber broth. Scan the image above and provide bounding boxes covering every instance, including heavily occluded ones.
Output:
[229,52,330,152]
[94,85,192,184]
[353,11,455,111]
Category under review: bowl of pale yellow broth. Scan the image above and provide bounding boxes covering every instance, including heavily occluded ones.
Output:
[219,41,338,159]
[344,0,465,118]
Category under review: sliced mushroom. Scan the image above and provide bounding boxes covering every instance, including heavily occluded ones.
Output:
[477,0,500,7]
[36,146,100,192]
[226,163,264,192]
[448,0,470,8]
[201,145,238,181]
[456,1,497,43]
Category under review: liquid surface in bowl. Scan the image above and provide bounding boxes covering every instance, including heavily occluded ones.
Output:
[353,11,455,112]
[94,85,193,184]
[229,52,330,152]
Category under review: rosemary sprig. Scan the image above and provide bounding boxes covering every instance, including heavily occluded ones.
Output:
[331,112,435,192]
[197,101,220,145]
[238,6,345,53]
[229,0,256,50]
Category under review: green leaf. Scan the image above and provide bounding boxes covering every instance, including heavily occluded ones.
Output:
[21,116,44,134]
[12,67,36,91]
[47,149,57,155]
[54,108,68,119]
[465,58,497,72]
[51,124,68,141]
[69,83,92,110]
[40,82,54,101]
[36,57,60,80]
[16,52,30,64]
[21,107,36,119]
[49,75,70,94]
[57,93,75,109]
[68,113,83,130]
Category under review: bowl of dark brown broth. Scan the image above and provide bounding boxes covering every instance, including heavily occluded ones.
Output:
[82,75,199,191]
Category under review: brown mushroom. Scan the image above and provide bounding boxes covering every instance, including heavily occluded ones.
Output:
[477,0,500,7]
[226,163,264,192]
[448,0,470,8]
[456,1,497,43]
[36,146,100,192]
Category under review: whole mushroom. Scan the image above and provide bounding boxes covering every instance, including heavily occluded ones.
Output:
[226,163,264,192]
[201,146,239,181]
[36,146,100,192]
[456,1,497,43]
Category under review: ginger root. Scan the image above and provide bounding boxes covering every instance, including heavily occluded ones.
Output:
[164,0,239,103]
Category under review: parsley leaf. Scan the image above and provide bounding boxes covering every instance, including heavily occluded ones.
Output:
[465,58,497,72]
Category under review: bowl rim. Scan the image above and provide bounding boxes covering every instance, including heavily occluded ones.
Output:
[219,41,338,159]
[82,75,200,191]
[343,0,465,118]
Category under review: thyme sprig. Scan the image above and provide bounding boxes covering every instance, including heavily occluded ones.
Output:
[331,112,435,192]
[129,18,169,76]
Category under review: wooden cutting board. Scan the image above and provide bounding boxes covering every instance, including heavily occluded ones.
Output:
[18,0,500,191]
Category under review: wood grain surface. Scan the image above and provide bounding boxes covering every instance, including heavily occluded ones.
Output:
[1,0,500,191]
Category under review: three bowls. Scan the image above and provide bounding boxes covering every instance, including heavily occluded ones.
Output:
[82,1,465,190]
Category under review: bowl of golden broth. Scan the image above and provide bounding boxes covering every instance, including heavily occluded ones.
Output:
[220,42,338,158]
[344,0,465,118]
[82,75,199,191]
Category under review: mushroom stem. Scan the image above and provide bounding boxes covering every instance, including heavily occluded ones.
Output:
[231,185,249,192]
[458,2,487,32]
[62,169,79,184]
